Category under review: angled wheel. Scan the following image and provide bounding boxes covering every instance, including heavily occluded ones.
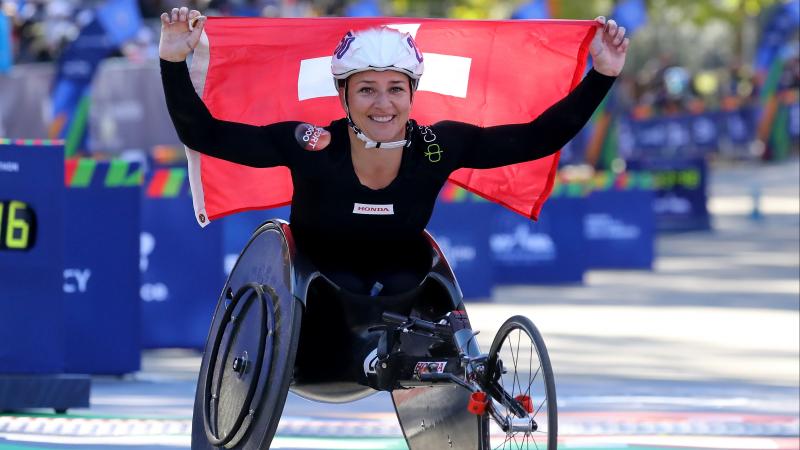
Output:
[481,316,557,450]
[192,223,302,449]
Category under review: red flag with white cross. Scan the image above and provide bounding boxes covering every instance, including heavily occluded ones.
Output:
[184,17,594,226]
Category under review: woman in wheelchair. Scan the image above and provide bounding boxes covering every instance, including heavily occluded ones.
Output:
[160,7,628,450]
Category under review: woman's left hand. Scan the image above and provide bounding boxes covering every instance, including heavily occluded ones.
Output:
[590,16,629,77]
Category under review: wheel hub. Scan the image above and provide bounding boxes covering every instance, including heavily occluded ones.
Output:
[203,284,275,448]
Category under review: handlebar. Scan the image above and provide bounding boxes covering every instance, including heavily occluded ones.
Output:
[382,312,453,337]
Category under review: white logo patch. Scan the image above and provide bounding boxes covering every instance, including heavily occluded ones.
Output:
[353,203,394,215]
[363,348,379,375]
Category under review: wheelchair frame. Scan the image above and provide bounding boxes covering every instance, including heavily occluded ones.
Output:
[191,219,556,450]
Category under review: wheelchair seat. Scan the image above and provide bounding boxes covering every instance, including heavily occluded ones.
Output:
[262,220,467,403]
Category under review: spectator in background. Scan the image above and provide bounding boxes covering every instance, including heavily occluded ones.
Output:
[720,58,756,110]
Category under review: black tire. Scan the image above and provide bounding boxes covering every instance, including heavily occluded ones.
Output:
[192,284,302,450]
[192,223,303,450]
[481,316,557,450]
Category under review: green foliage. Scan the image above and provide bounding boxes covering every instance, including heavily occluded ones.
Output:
[383,0,788,71]
[386,0,784,22]
[644,0,782,26]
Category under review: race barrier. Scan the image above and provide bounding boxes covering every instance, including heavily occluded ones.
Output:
[617,108,759,160]
[563,91,799,167]
[567,172,656,270]
[438,172,657,287]
[428,188,494,298]
[140,165,222,349]
[583,191,655,269]
[490,194,588,285]
[437,183,591,286]
[0,140,89,411]
[0,141,66,373]
[627,158,711,232]
[63,158,142,374]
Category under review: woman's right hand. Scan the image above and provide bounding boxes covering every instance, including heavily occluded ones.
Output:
[159,7,206,62]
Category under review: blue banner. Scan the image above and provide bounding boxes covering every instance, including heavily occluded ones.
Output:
[490,198,587,284]
[628,158,711,232]
[0,143,65,373]
[621,115,711,157]
[63,161,141,374]
[140,167,222,349]
[583,190,655,269]
[0,12,11,74]
[427,202,493,299]
[617,109,759,160]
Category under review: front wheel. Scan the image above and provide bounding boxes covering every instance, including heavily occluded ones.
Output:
[481,316,557,450]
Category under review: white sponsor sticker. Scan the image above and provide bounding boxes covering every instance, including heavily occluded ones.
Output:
[353,203,394,215]
[414,361,447,375]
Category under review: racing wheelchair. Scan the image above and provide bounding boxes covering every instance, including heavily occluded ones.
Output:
[191,219,557,449]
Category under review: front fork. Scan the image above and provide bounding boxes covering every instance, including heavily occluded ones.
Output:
[377,318,538,434]
[472,353,538,434]
[425,327,537,433]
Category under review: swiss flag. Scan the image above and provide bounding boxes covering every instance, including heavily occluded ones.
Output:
[184,17,594,226]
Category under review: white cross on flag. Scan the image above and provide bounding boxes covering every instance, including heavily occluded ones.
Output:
[184,17,595,226]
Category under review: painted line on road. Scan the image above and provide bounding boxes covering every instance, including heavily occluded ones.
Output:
[1,435,798,450]
[1,411,797,442]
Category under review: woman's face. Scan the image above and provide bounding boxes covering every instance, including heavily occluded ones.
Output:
[340,70,412,143]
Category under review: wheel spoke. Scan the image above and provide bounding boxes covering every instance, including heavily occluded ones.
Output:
[525,365,542,417]
[534,397,547,417]
[494,428,513,450]
[507,336,519,397]
[527,339,533,398]
[514,330,522,396]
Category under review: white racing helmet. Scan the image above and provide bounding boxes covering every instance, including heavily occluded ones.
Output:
[331,27,425,149]
[331,27,425,89]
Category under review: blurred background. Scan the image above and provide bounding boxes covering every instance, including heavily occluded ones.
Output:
[0,1,797,449]
[0,0,798,163]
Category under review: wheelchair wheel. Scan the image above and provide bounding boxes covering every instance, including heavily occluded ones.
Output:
[192,283,302,449]
[482,316,557,450]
